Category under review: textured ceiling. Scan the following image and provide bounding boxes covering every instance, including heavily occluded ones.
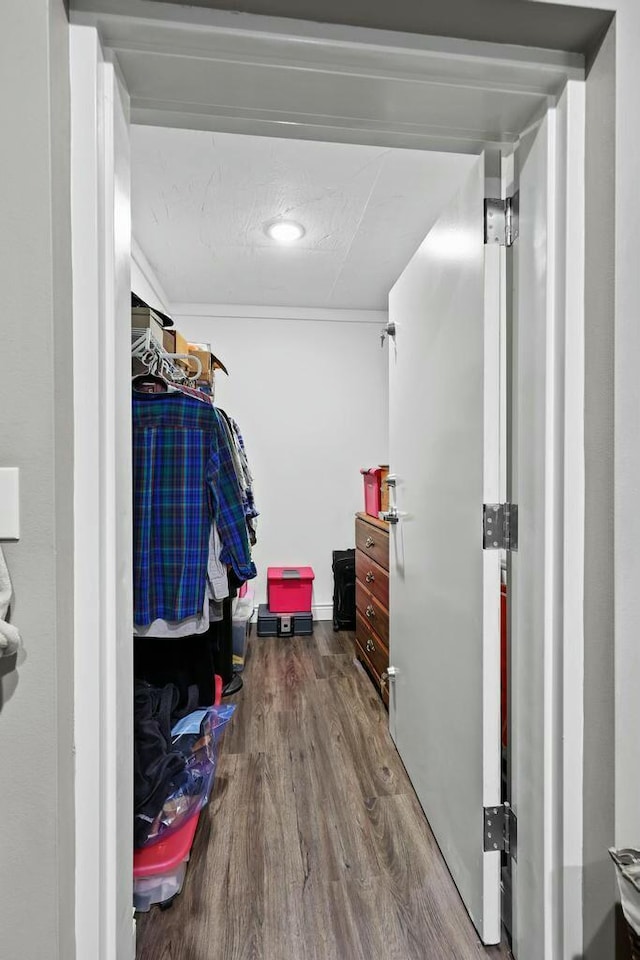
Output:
[131,126,474,309]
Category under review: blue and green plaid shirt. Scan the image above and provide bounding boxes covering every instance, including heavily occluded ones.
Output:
[133,392,256,626]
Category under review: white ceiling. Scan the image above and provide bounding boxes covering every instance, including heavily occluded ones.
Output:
[131,125,474,310]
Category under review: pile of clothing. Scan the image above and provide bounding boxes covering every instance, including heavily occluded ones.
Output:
[134,680,234,848]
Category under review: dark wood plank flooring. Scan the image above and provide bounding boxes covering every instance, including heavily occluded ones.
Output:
[136,623,511,960]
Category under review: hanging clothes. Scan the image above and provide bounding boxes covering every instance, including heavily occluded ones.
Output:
[155,384,259,532]
[134,523,229,638]
[217,409,245,498]
[217,409,260,546]
[208,523,230,601]
[229,415,259,526]
[133,391,255,628]
[163,386,258,533]
[170,381,214,406]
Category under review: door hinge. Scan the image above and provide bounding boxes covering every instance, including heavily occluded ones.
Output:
[484,193,519,247]
[484,803,517,858]
[483,503,518,551]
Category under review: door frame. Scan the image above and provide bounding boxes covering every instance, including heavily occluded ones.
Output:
[505,84,587,960]
[70,27,135,960]
[68,10,587,958]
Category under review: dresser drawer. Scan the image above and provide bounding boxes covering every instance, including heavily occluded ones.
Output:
[355,581,389,648]
[355,609,389,679]
[355,517,389,571]
[355,550,389,609]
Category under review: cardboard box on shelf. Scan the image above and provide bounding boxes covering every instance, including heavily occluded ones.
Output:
[162,329,176,354]
[131,307,164,347]
[186,347,212,382]
[173,330,189,357]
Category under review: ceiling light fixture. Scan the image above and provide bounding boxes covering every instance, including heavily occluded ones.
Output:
[265,219,305,243]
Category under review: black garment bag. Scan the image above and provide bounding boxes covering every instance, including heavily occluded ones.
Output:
[332,549,356,631]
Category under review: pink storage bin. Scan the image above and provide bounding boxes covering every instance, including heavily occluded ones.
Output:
[267,567,315,614]
[361,468,383,518]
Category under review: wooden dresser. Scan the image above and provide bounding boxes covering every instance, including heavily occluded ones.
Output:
[354,512,390,706]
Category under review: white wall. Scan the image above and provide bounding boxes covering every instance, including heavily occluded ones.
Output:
[0,2,76,958]
[131,237,170,313]
[174,307,389,616]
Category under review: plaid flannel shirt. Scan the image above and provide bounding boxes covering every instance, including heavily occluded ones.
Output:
[133,392,256,626]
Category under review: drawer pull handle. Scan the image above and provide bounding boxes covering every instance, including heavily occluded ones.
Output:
[366,637,376,654]
[365,536,375,548]
[366,605,376,620]
[365,571,375,583]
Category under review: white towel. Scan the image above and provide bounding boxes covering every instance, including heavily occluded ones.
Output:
[0,547,21,654]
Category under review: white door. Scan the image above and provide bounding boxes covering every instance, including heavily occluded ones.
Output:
[387,153,503,944]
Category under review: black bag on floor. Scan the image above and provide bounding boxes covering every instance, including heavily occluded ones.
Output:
[332,549,356,631]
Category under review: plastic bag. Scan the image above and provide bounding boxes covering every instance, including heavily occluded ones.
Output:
[141,704,235,847]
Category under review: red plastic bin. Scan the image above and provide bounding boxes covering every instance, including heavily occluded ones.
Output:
[267,567,315,614]
[134,809,200,880]
[361,468,383,518]
[133,810,200,911]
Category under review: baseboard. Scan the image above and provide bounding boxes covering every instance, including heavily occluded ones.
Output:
[250,603,333,623]
[312,603,334,622]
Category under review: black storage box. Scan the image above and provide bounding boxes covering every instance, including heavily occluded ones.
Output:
[257,604,313,637]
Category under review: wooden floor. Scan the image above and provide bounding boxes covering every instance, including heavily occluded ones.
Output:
[136,623,511,960]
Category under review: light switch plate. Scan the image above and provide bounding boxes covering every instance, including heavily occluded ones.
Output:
[0,469,20,540]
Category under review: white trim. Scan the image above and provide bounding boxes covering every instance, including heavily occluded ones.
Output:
[481,232,502,945]
[70,25,135,960]
[313,603,334,622]
[171,303,388,325]
[104,53,135,960]
[71,1,583,152]
[131,113,515,156]
[68,11,590,959]
[70,26,104,960]
[131,236,171,313]
[559,79,586,960]
[71,0,585,74]
[543,98,559,960]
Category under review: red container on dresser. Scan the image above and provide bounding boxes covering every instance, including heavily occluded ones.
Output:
[267,567,315,613]
[361,468,383,518]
